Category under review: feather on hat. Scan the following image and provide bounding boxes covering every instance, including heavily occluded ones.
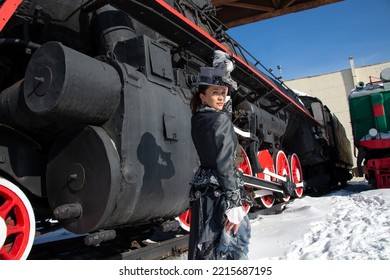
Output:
[198,50,237,90]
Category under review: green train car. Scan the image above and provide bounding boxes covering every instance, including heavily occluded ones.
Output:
[349,68,390,188]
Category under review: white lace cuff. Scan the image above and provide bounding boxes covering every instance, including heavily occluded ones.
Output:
[225,206,247,224]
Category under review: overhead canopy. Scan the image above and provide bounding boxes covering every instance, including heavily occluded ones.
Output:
[212,0,343,28]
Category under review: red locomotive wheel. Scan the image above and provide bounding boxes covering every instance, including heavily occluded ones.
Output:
[274,150,291,202]
[176,209,192,232]
[237,146,253,213]
[256,150,276,208]
[0,178,35,260]
[289,153,304,198]
[237,146,253,177]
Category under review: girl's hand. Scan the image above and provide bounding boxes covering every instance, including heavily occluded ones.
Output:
[224,219,240,235]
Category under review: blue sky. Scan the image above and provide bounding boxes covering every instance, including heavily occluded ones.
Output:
[227,0,390,80]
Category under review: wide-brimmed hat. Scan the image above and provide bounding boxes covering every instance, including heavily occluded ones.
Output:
[198,67,229,87]
[197,50,238,90]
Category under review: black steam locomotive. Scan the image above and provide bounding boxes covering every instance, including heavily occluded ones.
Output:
[0,0,353,259]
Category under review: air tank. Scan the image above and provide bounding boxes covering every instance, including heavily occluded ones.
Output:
[24,41,122,125]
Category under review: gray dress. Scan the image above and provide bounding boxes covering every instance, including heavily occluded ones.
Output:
[188,105,250,260]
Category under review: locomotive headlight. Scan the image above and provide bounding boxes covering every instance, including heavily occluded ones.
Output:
[369,128,378,138]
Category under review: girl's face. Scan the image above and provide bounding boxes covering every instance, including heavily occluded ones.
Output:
[200,86,228,111]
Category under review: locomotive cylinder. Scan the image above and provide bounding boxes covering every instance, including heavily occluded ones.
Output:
[23,41,121,124]
[0,80,52,130]
[46,125,122,234]
[237,101,287,137]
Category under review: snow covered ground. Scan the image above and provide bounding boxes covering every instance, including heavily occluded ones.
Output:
[172,179,390,262]
[248,180,390,260]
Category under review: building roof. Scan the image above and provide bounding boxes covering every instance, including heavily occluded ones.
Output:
[212,0,343,28]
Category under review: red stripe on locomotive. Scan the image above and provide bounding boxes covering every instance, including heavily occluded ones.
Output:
[372,104,385,117]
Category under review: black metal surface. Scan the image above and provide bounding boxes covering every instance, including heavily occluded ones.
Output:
[46,125,121,233]
[24,41,121,124]
[242,174,285,194]
[236,100,287,138]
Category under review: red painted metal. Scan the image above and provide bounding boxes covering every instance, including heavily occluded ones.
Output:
[367,158,390,188]
[237,147,253,213]
[256,150,275,208]
[357,139,390,149]
[0,0,23,31]
[372,104,385,117]
[0,180,33,259]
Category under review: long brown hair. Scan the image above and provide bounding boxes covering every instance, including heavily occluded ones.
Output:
[190,85,208,115]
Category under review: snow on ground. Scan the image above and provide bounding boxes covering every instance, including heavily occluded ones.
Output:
[248,180,390,260]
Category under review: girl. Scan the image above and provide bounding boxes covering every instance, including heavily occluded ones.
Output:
[188,66,251,260]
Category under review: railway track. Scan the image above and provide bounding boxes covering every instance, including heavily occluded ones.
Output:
[29,234,189,260]
[28,224,189,260]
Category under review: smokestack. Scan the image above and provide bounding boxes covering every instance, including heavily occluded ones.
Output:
[348,56,358,86]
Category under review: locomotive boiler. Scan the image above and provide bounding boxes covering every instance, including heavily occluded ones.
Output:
[0,0,353,259]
